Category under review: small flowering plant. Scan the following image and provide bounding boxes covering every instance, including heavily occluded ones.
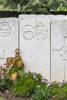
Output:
[40,79,49,88]
[0,49,24,81]
[32,86,52,100]
[12,71,43,97]
[7,56,24,80]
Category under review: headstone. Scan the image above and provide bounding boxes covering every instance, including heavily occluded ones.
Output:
[0,18,18,65]
[51,19,67,82]
[19,15,50,81]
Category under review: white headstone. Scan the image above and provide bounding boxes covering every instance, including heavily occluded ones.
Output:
[51,19,67,82]
[0,18,18,65]
[19,15,50,81]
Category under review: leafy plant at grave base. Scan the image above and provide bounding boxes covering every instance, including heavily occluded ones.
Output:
[0,49,24,92]
[0,54,24,81]
[12,71,48,97]
[0,78,13,92]
[48,82,61,94]
[48,82,67,100]
[31,82,67,100]
[52,88,67,100]
[6,56,24,81]
[32,87,52,100]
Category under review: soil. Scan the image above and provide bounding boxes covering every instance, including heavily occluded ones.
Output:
[0,91,32,100]
[0,91,57,100]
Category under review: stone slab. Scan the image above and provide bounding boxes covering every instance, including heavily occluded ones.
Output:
[19,15,50,81]
[51,19,67,82]
[0,18,18,61]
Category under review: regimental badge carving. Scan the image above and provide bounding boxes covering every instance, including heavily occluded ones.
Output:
[22,22,48,40]
[34,22,48,40]
[0,22,11,37]
[22,25,34,40]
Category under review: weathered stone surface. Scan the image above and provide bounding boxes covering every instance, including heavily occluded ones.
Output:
[19,15,50,81]
[0,18,18,65]
[0,15,67,82]
[51,19,67,82]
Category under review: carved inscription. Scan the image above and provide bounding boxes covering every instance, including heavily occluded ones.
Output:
[22,22,48,40]
[0,22,11,37]
[34,22,48,40]
[60,37,67,61]
[22,25,34,40]
[53,36,67,62]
